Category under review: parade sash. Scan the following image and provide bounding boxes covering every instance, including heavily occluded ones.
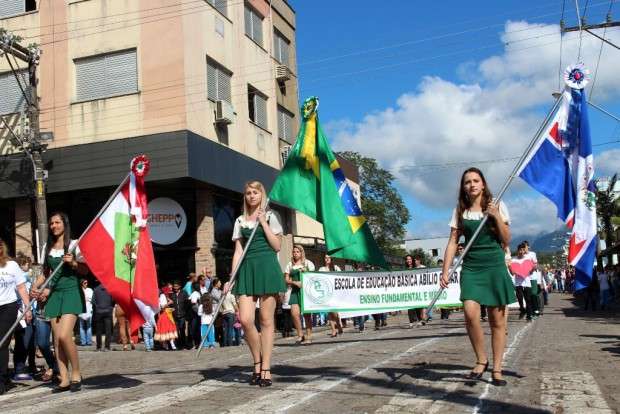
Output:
[300,267,462,314]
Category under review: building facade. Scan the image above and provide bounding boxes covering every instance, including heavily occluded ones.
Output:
[0,0,308,281]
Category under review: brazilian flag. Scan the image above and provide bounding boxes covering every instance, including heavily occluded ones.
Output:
[269,97,387,268]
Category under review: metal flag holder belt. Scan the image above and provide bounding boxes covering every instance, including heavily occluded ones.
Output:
[423,95,564,318]
[0,174,131,350]
[196,198,272,357]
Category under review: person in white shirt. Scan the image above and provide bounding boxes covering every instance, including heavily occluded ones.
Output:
[198,294,216,349]
[318,254,342,337]
[599,266,612,310]
[78,279,93,346]
[285,245,315,345]
[509,243,535,320]
[0,239,32,395]
[523,241,541,317]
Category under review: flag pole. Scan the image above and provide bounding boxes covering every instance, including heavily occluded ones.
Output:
[423,94,564,317]
[196,198,272,357]
[0,174,130,349]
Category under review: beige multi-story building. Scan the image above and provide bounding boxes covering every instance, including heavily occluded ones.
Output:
[0,0,306,280]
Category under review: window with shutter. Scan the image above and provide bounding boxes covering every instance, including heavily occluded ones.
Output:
[244,5,263,46]
[75,49,138,102]
[207,58,232,103]
[206,0,227,17]
[274,32,290,66]
[277,106,294,141]
[248,85,268,130]
[0,70,29,115]
[0,0,25,18]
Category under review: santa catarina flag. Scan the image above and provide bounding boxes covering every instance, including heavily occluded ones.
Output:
[517,64,597,290]
[79,156,159,336]
[269,97,387,268]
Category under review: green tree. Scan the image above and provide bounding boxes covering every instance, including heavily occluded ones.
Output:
[595,174,620,259]
[337,151,411,257]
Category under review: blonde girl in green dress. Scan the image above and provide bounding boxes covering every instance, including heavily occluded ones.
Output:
[284,245,315,345]
[439,168,516,386]
[231,181,286,387]
[32,212,89,393]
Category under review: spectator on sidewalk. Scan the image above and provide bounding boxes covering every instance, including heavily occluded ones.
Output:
[220,291,237,347]
[78,279,93,346]
[93,284,114,351]
[170,280,189,349]
[115,304,134,351]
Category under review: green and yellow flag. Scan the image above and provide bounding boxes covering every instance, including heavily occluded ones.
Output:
[269,97,387,268]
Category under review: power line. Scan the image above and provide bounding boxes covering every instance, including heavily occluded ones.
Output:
[36,31,589,133]
[589,0,616,100]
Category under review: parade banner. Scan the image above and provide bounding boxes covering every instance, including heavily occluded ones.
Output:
[300,267,462,314]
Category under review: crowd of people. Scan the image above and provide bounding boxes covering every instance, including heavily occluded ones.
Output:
[1,176,619,395]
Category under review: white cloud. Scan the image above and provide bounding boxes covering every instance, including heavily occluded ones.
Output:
[506,196,564,237]
[329,21,620,236]
[596,148,620,178]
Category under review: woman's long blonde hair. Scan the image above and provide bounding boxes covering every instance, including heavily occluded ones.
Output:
[0,239,10,267]
[243,180,268,219]
[292,244,306,265]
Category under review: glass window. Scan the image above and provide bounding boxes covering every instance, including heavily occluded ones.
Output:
[207,58,232,103]
[248,85,268,129]
[75,49,138,102]
[244,5,263,46]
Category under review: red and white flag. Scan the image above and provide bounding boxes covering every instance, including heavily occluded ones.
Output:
[79,156,159,337]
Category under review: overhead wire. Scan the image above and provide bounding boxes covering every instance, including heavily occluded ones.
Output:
[36,29,590,133]
[43,33,614,142]
[559,0,566,91]
[589,0,615,100]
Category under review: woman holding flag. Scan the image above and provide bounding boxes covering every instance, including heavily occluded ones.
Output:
[440,168,516,386]
[285,245,315,344]
[32,212,89,393]
[231,181,286,387]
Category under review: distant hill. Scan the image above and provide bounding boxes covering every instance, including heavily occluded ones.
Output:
[510,229,568,253]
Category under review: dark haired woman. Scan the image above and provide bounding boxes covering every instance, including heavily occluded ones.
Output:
[31,212,88,392]
[440,168,516,386]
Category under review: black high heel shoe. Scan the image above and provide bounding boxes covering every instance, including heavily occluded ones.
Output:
[259,370,272,387]
[52,383,71,393]
[464,361,489,380]
[491,371,507,386]
[249,362,261,386]
[70,377,82,392]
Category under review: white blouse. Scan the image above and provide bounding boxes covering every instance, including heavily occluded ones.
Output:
[449,201,510,229]
[232,211,283,241]
[285,260,315,274]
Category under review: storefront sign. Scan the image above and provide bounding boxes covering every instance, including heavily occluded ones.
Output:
[300,267,462,314]
[147,197,187,245]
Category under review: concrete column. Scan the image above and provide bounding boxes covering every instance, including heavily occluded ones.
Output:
[195,185,215,274]
[15,198,34,259]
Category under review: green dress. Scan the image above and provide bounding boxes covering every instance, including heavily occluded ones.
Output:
[459,218,517,306]
[288,267,302,305]
[233,225,286,296]
[44,254,86,318]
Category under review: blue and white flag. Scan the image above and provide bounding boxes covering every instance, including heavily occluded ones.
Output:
[517,64,597,291]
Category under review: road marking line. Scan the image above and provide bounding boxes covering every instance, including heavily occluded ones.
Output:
[225,327,466,414]
[471,321,532,414]
[96,329,400,413]
[3,378,164,414]
[541,371,613,413]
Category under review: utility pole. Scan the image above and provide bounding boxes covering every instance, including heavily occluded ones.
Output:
[0,29,48,258]
[562,17,620,50]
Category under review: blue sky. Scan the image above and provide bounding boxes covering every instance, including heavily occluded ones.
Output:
[291,1,620,240]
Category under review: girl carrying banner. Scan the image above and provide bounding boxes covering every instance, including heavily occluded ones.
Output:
[231,181,286,387]
[440,168,516,386]
[285,245,316,345]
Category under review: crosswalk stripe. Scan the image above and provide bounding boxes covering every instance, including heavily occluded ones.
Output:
[227,327,466,413]
[3,378,164,414]
[96,329,401,413]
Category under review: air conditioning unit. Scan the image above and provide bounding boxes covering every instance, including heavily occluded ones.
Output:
[215,100,235,125]
[275,65,290,81]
